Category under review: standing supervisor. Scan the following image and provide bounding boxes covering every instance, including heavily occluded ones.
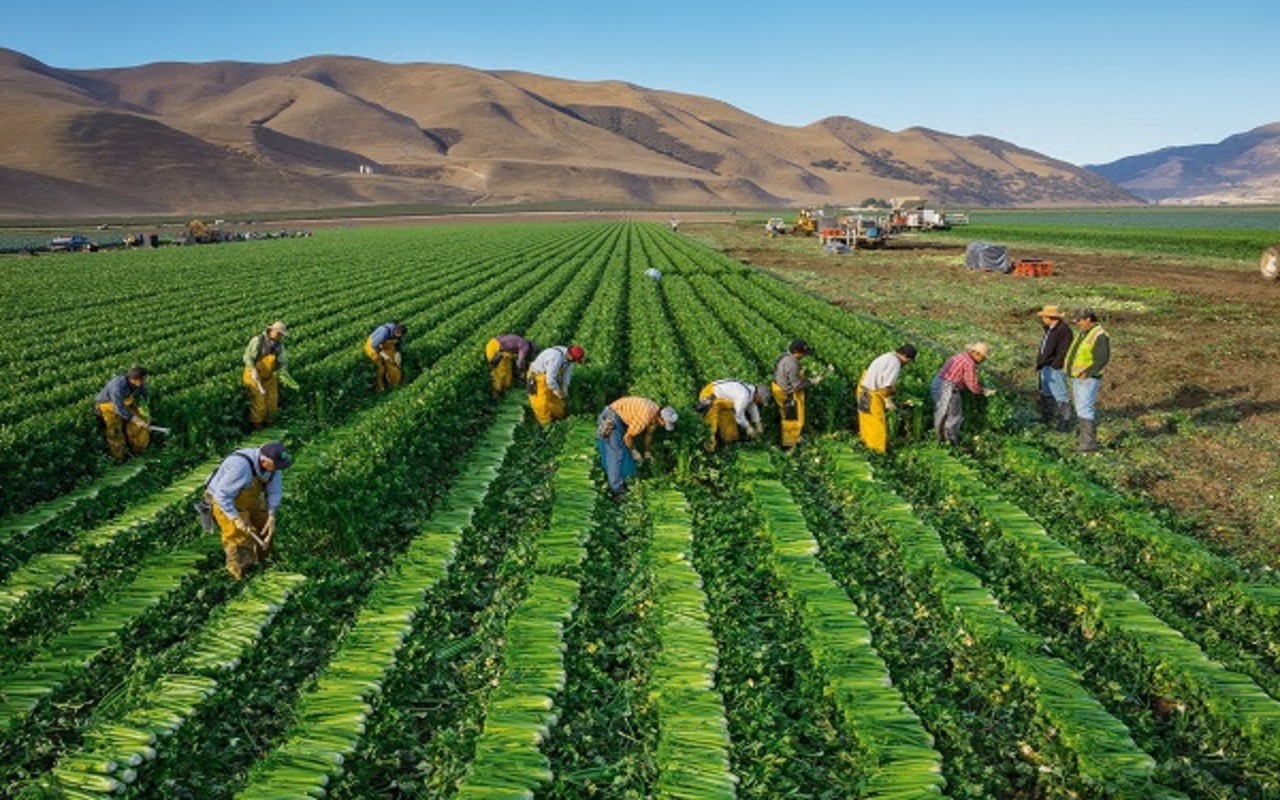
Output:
[1034,305,1073,431]
[1065,308,1110,453]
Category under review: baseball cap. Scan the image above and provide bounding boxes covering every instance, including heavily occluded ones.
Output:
[259,441,293,469]
[567,345,586,363]
[659,406,678,431]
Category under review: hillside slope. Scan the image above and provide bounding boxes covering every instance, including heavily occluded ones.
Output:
[0,48,1138,216]
[1087,123,1280,204]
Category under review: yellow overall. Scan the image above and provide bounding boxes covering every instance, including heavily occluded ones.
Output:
[97,398,150,462]
[209,476,270,580]
[856,370,890,454]
[529,372,566,426]
[243,353,279,428]
[485,337,515,395]
[365,337,402,391]
[771,382,806,448]
[699,383,740,451]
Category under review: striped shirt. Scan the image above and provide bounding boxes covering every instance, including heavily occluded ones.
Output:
[609,396,661,447]
[936,352,985,394]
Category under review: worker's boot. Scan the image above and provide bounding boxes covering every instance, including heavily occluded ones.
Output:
[1056,402,1073,433]
[1039,395,1055,425]
[1076,418,1098,453]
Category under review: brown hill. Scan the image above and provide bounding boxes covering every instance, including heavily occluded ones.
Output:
[0,48,1138,217]
[1086,123,1280,204]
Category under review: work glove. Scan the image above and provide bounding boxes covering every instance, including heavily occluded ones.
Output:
[394,352,402,366]
[129,415,150,429]
[261,513,277,542]
[884,397,898,412]
[983,388,998,397]
[629,448,644,464]
[250,369,267,395]
[643,451,654,462]
[232,516,250,533]
[746,425,760,439]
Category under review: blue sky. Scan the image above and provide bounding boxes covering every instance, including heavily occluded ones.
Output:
[3,0,1274,165]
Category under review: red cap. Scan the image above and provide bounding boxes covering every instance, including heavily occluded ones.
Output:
[567,345,586,363]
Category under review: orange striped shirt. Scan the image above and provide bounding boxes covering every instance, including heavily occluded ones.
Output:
[608,396,660,447]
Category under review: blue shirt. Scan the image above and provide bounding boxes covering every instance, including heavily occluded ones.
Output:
[207,447,283,519]
[369,322,403,351]
[95,375,145,421]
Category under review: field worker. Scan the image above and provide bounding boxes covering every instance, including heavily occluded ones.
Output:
[931,343,995,445]
[596,396,678,500]
[243,321,297,429]
[1065,308,1110,453]
[527,344,586,425]
[205,440,293,580]
[485,333,537,396]
[365,321,406,392]
[644,267,663,281]
[695,379,769,451]
[1034,305,1073,431]
[95,366,150,462]
[857,344,917,454]
[772,338,826,448]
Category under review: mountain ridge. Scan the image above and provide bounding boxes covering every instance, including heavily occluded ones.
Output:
[0,47,1140,217]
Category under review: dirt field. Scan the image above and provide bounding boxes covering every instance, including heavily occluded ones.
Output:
[685,222,1280,569]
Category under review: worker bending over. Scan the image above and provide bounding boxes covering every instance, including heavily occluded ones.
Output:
[596,396,678,501]
[485,333,536,396]
[857,344,917,453]
[527,344,585,425]
[696,379,768,451]
[205,441,293,580]
[95,366,151,462]
[772,338,825,448]
[243,321,297,429]
[366,321,406,392]
[931,343,994,445]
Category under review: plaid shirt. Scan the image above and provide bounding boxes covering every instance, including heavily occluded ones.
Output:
[937,352,985,394]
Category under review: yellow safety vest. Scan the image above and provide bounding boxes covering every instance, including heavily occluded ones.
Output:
[1066,326,1106,378]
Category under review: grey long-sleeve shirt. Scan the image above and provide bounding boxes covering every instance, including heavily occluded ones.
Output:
[773,353,810,393]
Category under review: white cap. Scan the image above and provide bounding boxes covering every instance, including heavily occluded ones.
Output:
[660,406,678,431]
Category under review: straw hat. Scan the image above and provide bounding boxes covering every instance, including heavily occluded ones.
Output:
[267,321,288,336]
[967,342,990,359]
[1035,305,1064,319]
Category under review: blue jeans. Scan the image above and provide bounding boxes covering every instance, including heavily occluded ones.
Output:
[1070,377,1100,421]
[596,408,636,494]
[1039,367,1068,403]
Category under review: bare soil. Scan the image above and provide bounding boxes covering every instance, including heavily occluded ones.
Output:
[687,223,1280,569]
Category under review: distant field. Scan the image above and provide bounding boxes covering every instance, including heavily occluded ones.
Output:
[965,206,1280,230]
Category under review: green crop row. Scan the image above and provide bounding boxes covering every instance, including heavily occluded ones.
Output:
[899,445,1280,793]
[647,489,737,800]
[738,449,946,798]
[235,400,523,799]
